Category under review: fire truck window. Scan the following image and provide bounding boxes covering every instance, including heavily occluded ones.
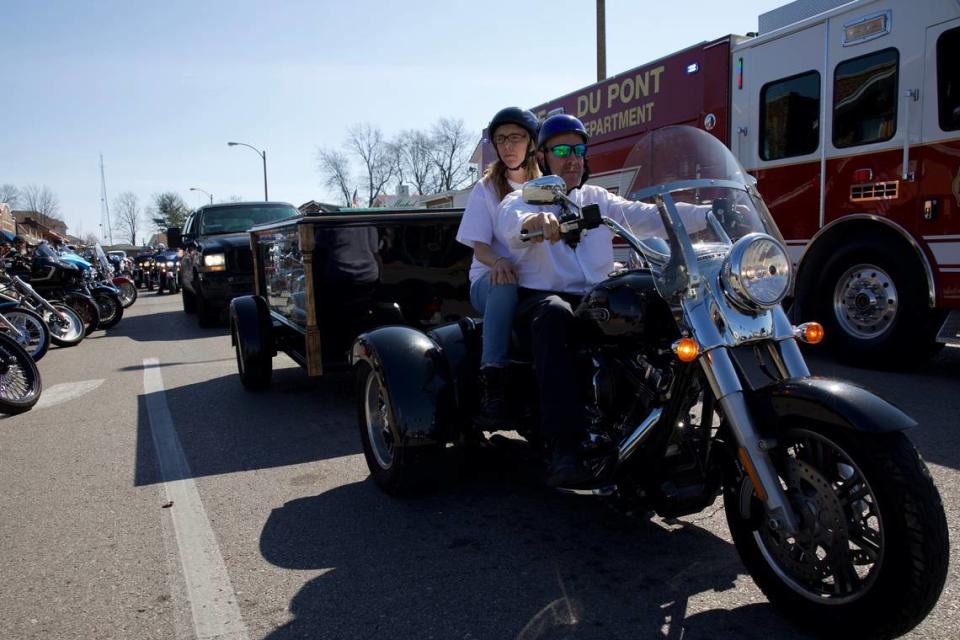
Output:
[760,71,820,161]
[833,48,899,148]
[937,27,960,131]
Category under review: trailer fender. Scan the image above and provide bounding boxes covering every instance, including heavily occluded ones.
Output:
[748,377,916,434]
[229,295,274,357]
[352,326,453,447]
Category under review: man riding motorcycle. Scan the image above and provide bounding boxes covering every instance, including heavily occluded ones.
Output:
[494,114,700,486]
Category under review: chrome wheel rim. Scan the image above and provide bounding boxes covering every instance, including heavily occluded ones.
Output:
[752,429,884,605]
[48,308,83,341]
[0,344,35,401]
[832,263,898,340]
[4,312,44,357]
[363,370,394,469]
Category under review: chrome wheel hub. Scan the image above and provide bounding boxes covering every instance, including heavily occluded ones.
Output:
[833,264,898,340]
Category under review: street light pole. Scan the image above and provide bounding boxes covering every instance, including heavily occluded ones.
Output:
[189,187,214,204]
[227,141,268,201]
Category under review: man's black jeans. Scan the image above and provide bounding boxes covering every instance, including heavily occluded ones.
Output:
[515,288,585,452]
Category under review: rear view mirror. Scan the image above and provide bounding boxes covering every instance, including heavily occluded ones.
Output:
[522,176,567,205]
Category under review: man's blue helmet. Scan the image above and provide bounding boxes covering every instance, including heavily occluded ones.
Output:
[488,107,539,141]
[537,113,588,148]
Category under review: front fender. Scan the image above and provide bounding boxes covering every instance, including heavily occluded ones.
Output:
[230,295,274,356]
[352,326,453,448]
[748,377,916,434]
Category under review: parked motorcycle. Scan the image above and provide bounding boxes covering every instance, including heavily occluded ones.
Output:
[21,243,100,336]
[0,272,84,347]
[352,127,948,638]
[0,330,42,415]
[63,246,123,329]
[0,291,50,361]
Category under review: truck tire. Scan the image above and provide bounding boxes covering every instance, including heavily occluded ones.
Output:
[182,286,197,314]
[814,240,941,365]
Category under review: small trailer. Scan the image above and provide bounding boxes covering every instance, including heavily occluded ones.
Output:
[229,208,473,389]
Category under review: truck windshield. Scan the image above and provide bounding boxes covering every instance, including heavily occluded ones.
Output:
[199,205,299,235]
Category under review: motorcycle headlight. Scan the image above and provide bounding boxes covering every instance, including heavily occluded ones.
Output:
[721,234,790,309]
[202,253,226,271]
[166,261,174,268]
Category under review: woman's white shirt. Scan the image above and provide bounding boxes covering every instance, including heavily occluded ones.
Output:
[455,177,524,284]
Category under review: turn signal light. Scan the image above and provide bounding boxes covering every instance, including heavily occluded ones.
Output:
[672,337,700,362]
[795,322,825,344]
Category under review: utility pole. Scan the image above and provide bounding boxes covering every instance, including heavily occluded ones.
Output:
[99,153,114,245]
[597,0,607,82]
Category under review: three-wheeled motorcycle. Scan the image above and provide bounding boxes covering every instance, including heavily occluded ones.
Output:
[351,127,948,639]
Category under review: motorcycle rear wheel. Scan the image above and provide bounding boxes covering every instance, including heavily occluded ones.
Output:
[43,303,85,347]
[724,424,948,639]
[356,361,441,495]
[1,308,50,362]
[0,332,42,415]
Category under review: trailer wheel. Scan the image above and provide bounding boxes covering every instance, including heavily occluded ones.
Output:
[814,240,941,365]
[230,297,272,391]
[356,361,440,495]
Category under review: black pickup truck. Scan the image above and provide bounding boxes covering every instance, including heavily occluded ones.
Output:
[228,208,471,388]
[169,202,301,326]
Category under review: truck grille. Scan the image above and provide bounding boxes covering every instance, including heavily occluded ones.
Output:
[232,251,254,272]
[850,181,898,202]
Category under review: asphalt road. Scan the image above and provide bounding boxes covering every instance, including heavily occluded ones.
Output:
[1,289,957,640]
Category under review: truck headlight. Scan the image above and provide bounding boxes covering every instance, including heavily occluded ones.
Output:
[721,234,790,309]
[202,253,226,272]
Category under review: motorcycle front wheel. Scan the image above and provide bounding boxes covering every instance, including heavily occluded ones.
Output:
[63,292,101,336]
[2,308,51,361]
[724,424,948,639]
[94,291,123,328]
[42,303,85,347]
[117,281,138,307]
[0,332,42,414]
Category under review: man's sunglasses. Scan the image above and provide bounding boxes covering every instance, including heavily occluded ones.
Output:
[549,143,587,158]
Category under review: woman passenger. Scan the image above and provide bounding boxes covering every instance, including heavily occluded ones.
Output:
[456,107,541,426]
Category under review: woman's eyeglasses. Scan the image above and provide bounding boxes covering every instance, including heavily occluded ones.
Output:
[493,133,528,146]
[549,143,587,158]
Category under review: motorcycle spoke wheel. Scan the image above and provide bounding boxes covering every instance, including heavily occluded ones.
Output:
[0,336,41,413]
[2,311,49,361]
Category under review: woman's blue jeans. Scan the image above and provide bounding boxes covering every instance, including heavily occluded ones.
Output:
[470,273,518,368]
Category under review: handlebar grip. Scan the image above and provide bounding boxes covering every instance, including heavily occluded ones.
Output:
[520,229,544,243]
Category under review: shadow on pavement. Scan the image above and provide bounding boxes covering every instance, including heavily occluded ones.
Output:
[133,370,358,486]
[257,479,815,640]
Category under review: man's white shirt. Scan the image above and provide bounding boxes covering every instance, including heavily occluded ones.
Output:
[494,184,662,294]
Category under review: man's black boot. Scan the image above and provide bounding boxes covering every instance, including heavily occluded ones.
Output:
[475,366,507,428]
[545,450,595,488]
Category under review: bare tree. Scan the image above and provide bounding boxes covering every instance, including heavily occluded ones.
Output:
[316,147,354,206]
[429,118,474,193]
[21,184,62,226]
[83,232,100,246]
[0,184,21,208]
[394,130,435,195]
[346,123,394,206]
[112,191,141,245]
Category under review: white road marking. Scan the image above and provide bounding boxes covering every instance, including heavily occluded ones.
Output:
[142,358,249,640]
[33,379,105,409]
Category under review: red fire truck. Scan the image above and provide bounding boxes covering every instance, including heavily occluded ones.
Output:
[529,0,960,362]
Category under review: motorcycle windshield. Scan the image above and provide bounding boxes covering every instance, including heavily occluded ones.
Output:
[93,244,113,271]
[621,126,785,267]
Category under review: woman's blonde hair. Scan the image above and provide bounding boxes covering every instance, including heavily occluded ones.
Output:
[482,137,542,201]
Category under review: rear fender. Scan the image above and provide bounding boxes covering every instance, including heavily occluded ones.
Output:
[230,295,274,357]
[748,377,916,434]
[352,326,457,447]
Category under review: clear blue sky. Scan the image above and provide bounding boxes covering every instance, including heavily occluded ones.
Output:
[1,0,784,243]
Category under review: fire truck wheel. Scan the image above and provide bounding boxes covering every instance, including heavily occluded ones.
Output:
[815,241,941,365]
